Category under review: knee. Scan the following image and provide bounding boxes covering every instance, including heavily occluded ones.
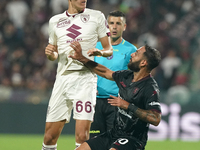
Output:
[76,132,88,143]
[44,133,57,145]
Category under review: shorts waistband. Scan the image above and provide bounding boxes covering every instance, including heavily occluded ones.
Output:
[60,70,94,76]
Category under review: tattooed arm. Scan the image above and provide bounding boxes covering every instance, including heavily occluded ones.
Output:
[128,104,161,126]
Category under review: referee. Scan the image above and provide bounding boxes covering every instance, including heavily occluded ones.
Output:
[90,10,137,138]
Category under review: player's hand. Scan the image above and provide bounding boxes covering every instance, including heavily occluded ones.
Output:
[108,95,130,110]
[87,48,103,57]
[45,44,56,56]
[45,44,58,61]
[69,41,84,61]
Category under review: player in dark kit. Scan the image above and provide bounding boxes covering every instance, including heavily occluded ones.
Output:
[69,41,162,150]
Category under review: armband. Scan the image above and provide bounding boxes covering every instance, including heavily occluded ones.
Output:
[128,103,138,114]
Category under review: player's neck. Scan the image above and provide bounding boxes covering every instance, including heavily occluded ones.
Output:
[132,70,150,82]
[68,7,84,14]
[111,37,123,46]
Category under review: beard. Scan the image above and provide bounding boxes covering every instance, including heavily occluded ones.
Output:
[128,60,141,72]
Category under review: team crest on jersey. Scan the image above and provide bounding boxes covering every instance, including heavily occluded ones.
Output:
[133,87,139,94]
[80,14,90,23]
[57,18,70,28]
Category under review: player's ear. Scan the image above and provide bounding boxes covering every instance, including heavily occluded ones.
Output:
[140,59,147,67]
[123,23,127,31]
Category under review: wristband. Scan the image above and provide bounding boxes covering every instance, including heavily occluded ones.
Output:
[85,60,98,68]
[128,103,138,114]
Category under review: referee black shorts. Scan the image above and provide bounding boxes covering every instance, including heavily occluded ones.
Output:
[90,98,116,138]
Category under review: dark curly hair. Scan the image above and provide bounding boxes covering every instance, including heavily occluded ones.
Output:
[143,45,161,71]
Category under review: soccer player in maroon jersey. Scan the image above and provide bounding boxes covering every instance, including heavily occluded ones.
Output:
[42,0,113,149]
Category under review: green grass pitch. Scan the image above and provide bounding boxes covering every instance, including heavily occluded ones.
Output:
[0,134,199,150]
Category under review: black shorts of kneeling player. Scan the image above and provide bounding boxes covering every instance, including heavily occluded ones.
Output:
[86,130,144,150]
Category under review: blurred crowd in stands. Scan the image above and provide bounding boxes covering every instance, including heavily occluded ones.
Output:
[0,0,200,105]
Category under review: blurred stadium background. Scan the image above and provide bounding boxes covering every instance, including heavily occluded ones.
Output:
[0,0,200,149]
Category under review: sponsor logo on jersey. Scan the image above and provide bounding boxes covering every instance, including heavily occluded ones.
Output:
[118,107,132,119]
[66,24,82,40]
[149,101,160,106]
[66,38,82,43]
[80,14,90,23]
[57,18,70,28]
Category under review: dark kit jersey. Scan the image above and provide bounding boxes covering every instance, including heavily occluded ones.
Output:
[112,70,161,146]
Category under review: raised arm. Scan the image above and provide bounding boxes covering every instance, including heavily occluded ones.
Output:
[99,36,113,57]
[69,41,114,80]
[45,44,58,61]
[87,36,113,57]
